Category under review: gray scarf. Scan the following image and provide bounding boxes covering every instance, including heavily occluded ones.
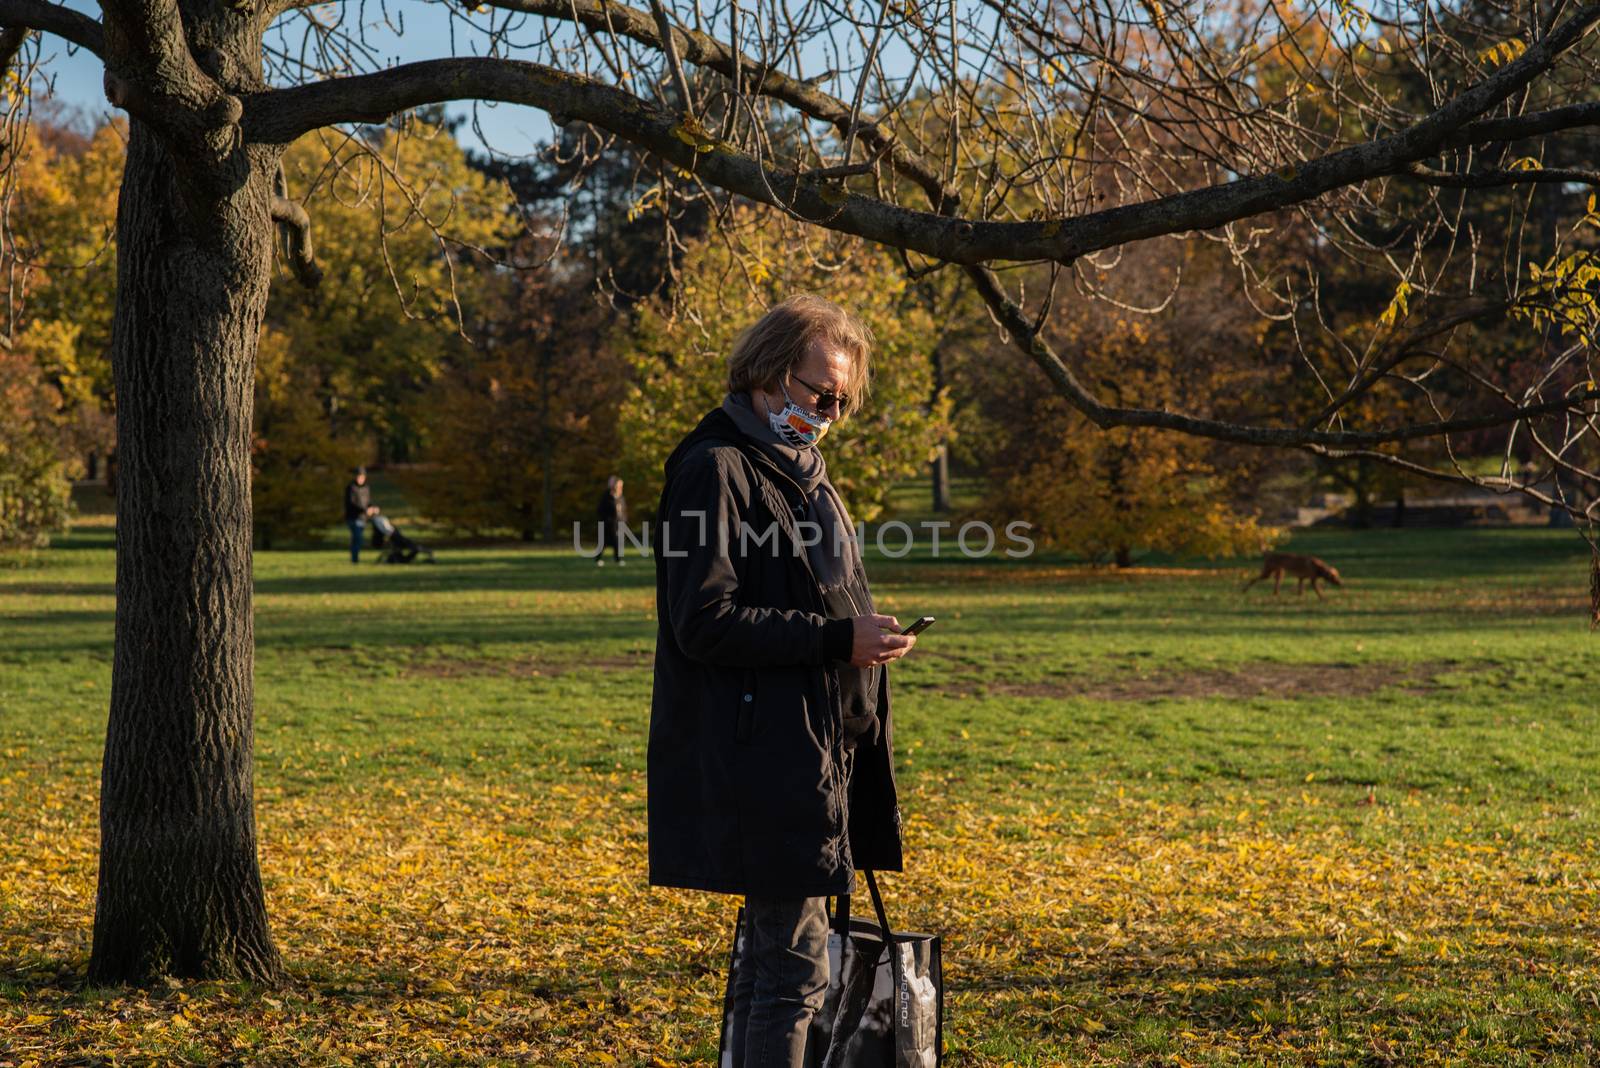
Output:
[721,392,863,590]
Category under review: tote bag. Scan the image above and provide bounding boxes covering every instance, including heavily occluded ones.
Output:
[719,871,942,1067]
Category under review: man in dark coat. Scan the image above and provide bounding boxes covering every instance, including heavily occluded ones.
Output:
[649,295,916,1067]
[343,466,373,564]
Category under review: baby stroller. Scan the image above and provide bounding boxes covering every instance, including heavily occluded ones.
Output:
[371,510,435,564]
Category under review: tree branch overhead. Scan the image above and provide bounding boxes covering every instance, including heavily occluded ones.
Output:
[0,0,104,56]
[239,2,1600,271]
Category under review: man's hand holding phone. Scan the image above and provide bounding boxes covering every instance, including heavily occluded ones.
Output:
[844,613,934,661]
[848,614,927,668]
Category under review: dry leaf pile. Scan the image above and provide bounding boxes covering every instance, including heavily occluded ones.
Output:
[4,758,1597,1065]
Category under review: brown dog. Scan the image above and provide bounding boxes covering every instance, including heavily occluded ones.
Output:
[1244,551,1343,599]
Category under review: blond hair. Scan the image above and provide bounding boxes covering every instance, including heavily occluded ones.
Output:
[726,295,872,418]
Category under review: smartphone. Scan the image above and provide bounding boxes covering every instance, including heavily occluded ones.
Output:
[901,616,936,636]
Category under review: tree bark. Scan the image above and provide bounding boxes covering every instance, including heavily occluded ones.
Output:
[930,447,949,513]
[930,342,949,513]
[90,119,283,984]
[540,346,554,542]
[1351,458,1373,530]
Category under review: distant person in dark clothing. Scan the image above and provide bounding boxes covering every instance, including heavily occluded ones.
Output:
[595,475,628,566]
[343,467,375,563]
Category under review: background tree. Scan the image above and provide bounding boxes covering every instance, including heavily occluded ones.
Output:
[267,114,513,462]
[2,113,121,421]
[5,0,1600,983]
[250,324,364,547]
[403,122,713,539]
[968,242,1282,565]
[0,111,120,547]
[406,230,628,539]
[618,207,952,523]
[0,340,72,548]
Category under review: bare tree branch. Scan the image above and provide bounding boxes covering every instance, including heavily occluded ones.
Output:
[476,0,962,211]
[1301,297,1512,429]
[271,164,322,288]
[646,0,695,114]
[242,2,1600,270]
[1447,102,1600,149]
[965,261,1600,448]
[1303,443,1597,519]
[0,0,103,57]
[1401,162,1600,189]
[270,195,322,287]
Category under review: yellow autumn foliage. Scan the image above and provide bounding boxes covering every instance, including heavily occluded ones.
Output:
[618,208,952,524]
[3,764,1595,1063]
[971,263,1282,564]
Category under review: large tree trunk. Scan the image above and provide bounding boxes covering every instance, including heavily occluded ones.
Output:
[1350,457,1373,530]
[929,343,949,513]
[540,346,555,542]
[89,120,283,984]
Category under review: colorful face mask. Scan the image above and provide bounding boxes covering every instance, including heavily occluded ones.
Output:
[768,383,832,448]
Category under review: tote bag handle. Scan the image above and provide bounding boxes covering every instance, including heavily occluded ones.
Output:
[823,870,909,1067]
[831,869,896,960]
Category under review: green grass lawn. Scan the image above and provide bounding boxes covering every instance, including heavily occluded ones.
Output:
[2,519,1599,1064]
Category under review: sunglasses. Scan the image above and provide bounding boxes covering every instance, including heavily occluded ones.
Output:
[789,370,849,414]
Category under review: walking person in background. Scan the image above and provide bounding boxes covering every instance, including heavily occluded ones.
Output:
[343,466,375,564]
[595,475,628,566]
[648,295,915,1067]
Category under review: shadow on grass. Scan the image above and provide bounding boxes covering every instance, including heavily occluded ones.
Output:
[0,614,656,662]
[0,590,1575,666]
[2,583,116,598]
[953,927,1599,1056]
[252,559,652,598]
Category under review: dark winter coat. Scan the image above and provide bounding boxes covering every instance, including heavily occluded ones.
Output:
[343,480,370,522]
[598,490,628,525]
[647,407,903,898]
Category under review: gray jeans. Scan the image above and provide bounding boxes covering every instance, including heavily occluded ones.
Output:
[727,895,830,1068]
